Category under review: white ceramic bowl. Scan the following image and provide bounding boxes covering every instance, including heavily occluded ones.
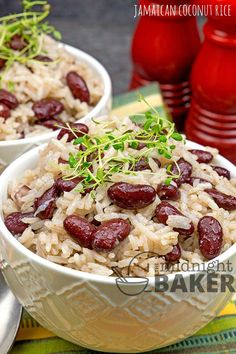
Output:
[0,44,112,169]
[0,141,235,353]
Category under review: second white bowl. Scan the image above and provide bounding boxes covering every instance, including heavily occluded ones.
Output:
[0,44,112,169]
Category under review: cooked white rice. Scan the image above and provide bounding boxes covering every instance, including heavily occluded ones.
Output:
[0,35,103,140]
[3,116,236,277]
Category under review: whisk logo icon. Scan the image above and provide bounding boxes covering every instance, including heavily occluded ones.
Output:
[113,254,236,296]
[113,252,159,296]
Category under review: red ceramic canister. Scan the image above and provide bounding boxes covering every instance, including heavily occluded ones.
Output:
[130,0,201,130]
[185,0,236,163]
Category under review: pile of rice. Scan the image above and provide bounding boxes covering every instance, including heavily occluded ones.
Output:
[0,35,103,140]
[3,116,236,277]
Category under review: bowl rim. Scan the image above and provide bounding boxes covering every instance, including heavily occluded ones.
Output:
[0,43,112,146]
[0,140,236,285]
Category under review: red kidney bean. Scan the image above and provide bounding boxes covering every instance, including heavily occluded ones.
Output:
[198,216,223,260]
[9,34,27,50]
[86,151,103,164]
[56,176,83,192]
[5,212,34,235]
[129,142,147,150]
[205,188,236,211]
[81,187,93,196]
[108,182,156,209]
[38,118,61,131]
[187,177,211,186]
[34,55,53,62]
[171,158,192,186]
[66,71,90,103]
[212,166,230,180]
[155,202,178,225]
[58,157,68,164]
[134,157,160,168]
[91,218,101,227]
[92,218,131,252]
[0,103,11,119]
[189,149,213,164]
[57,122,89,142]
[34,184,60,220]
[0,89,19,109]
[64,215,96,249]
[79,144,87,152]
[134,157,150,171]
[164,244,181,263]
[155,201,194,236]
[0,58,6,70]
[153,158,161,168]
[156,184,180,201]
[136,142,146,150]
[32,98,64,120]
[133,157,161,171]
[86,154,103,170]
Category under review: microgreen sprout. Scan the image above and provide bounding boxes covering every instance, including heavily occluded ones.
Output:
[0,0,61,84]
[62,98,184,195]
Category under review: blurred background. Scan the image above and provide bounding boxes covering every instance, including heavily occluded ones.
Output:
[0,0,137,94]
[0,0,205,95]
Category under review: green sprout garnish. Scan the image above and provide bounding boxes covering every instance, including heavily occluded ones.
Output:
[0,0,61,84]
[62,97,184,196]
